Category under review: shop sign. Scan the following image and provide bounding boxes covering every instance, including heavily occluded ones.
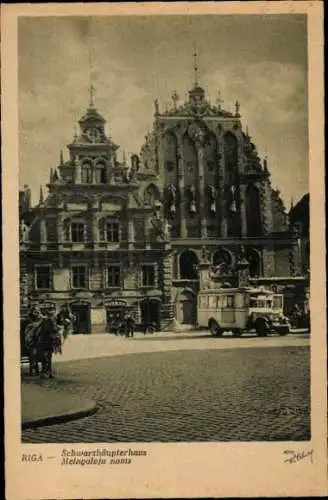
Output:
[104,299,127,307]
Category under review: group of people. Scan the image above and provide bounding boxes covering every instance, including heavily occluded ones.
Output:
[107,312,135,337]
[23,303,75,377]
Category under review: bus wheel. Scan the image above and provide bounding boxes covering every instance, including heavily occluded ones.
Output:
[145,324,156,335]
[209,320,222,337]
[255,318,267,337]
[233,329,242,338]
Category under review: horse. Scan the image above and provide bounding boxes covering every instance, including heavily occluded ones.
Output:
[25,315,62,378]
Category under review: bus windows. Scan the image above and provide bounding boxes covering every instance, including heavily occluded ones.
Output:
[199,296,208,309]
[209,295,216,309]
[273,295,283,310]
[222,295,234,308]
[227,295,234,308]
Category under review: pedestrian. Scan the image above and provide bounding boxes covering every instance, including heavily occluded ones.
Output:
[125,314,135,338]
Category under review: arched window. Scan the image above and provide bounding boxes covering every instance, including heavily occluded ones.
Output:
[179,250,199,280]
[144,184,160,206]
[246,249,261,277]
[245,185,262,236]
[81,162,92,183]
[95,162,106,183]
[212,249,232,268]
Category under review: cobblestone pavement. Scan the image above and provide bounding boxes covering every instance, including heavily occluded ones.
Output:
[22,345,310,443]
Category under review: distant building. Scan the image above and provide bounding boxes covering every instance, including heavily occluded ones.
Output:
[289,193,310,313]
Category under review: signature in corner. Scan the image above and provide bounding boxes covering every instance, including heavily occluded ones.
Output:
[283,449,314,464]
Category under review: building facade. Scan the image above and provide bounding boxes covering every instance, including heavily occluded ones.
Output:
[20,97,173,333]
[20,77,307,332]
[137,80,304,322]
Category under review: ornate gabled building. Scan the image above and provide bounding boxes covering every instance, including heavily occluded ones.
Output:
[138,75,303,322]
[20,93,173,333]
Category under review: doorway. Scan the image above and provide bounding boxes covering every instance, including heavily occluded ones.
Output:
[106,307,126,333]
[177,290,197,325]
[71,303,91,334]
[140,299,160,330]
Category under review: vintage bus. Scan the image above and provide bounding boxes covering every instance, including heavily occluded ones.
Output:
[198,286,290,337]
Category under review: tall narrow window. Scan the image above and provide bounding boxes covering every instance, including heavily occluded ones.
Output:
[106,222,120,242]
[107,266,121,288]
[245,185,262,236]
[35,266,51,289]
[81,163,92,183]
[72,266,87,289]
[142,265,155,287]
[71,222,85,242]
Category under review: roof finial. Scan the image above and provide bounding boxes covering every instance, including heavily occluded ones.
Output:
[88,48,96,108]
[216,90,223,110]
[60,149,64,165]
[123,150,126,163]
[171,90,179,110]
[49,168,53,184]
[89,82,96,108]
[290,197,294,210]
[193,44,199,87]
[39,186,44,204]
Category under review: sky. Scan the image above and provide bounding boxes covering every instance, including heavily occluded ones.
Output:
[18,14,308,208]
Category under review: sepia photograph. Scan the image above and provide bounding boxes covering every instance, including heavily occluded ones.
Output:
[3,2,326,499]
[19,12,310,444]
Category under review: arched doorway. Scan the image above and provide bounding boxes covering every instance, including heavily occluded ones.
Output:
[176,289,197,325]
[246,249,261,277]
[179,250,199,279]
[140,299,161,330]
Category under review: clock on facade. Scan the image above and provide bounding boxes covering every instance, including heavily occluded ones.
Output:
[86,128,100,142]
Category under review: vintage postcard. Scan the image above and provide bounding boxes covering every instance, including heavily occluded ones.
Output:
[2,2,327,499]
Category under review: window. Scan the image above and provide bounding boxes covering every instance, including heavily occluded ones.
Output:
[107,266,121,288]
[106,222,120,243]
[199,296,208,309]
[72,266,87,289]
[81,164,92,183]
[208,295,216,309]
[71,223,85,243]
[35,266,51,289]
[222,295,234,308]
[142,265,155,287]
[273,295,283,310]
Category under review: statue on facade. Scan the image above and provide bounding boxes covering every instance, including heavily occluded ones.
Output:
[187,185,197,214]
[20,219,29,242]
[167,184,177,214]
[208,184,217,213]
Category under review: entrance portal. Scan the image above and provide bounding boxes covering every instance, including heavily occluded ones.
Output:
[177,290,197,325]
[140,299,160,330]
[71,303,91,334]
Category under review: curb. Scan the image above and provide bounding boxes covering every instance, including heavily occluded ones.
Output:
[22,401,98,430]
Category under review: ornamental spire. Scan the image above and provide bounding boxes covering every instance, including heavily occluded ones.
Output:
[193,44,199,87]
[89,83,96,108]
[39,186,44,204]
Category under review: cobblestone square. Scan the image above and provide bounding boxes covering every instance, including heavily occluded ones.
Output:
[22,344,310,443]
